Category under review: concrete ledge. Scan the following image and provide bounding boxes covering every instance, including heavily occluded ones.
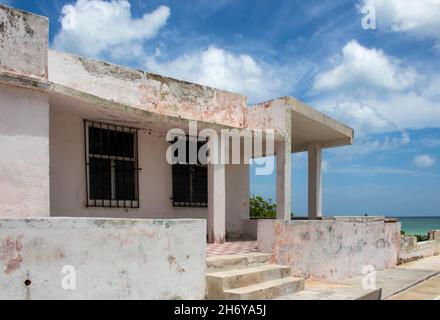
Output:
[399,232,440,263]
[0,217,206,300]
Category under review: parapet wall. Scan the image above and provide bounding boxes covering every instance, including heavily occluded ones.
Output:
[48,50,247,128]
[399,231,440,264]
[0,218,206,300]
[0,4,48,79]
[258,217,401,281]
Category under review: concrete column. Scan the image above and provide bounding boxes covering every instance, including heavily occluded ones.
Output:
[208,163,226,243]
[308,143,322,219]
[275,138,292,220]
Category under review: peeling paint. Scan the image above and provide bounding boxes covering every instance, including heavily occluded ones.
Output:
[0,234,24,274]
[258,218,401,281]
[0,4,48,79]
[0,217,205,300]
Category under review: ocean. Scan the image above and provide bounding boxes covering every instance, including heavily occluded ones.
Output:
[395,216,440,235]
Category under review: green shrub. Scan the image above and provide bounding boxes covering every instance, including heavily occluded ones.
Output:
[249,195,276,218]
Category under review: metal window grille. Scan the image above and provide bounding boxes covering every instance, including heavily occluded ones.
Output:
[171,137,208,208]
[84,120,141,208]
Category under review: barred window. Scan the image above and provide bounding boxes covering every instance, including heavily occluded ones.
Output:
[85,121,140,208]
[171,137,208,208]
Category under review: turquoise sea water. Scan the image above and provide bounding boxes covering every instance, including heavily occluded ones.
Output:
[395,217,440,235]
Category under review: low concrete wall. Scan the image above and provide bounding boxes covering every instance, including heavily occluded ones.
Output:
[399,231,440,263]
[0,218,206,300]
[258,217,401,281]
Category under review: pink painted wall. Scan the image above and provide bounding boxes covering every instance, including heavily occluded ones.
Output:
[0,85,50,217]
[49,108,251,237]
[258,217,401,281]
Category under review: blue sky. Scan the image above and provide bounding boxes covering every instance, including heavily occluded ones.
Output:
[3,0,439,216]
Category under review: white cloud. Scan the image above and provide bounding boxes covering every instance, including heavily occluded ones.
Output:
[313,40,416,92]
[363,91,440,130]
[145,46,297,103]
[333,131,410,158]
[362,0,440,41]
[322,101,396,136]
[328,165,417,176]
[414,154,436,168]
[311,40,440,136]
[53,0,170,59]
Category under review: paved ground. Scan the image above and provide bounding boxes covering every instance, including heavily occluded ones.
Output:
[342,267,439,299]
[281,255,440,300]
[388,274,440,300]
[387,255,440,300]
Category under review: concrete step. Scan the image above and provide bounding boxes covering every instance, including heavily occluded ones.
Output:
[206,265,292,299]
[223,277,305,300]
[206,253,271,273]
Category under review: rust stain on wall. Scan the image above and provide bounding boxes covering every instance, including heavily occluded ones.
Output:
[0,234,24,274]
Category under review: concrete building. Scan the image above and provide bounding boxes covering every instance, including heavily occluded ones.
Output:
[0,5,403,299]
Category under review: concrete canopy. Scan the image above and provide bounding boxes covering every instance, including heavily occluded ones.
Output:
[247,97,354,154]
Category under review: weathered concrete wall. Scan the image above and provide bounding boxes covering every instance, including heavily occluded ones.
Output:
[399,231,440,263]
[0,5,48,79]
[0,85,50,217]
[246,99,289,136]
[0,217,206,300]
[48,50,247,128]
[49,108,251,237]
[258,217,401,281]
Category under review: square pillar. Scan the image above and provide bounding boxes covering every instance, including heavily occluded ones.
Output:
[208,163,226,243]
[275,138,292,220]
[308,143,322,219]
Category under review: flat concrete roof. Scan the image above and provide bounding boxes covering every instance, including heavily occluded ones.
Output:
[249,97,354,152]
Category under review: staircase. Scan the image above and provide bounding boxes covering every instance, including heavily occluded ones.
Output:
[206,252,305,300]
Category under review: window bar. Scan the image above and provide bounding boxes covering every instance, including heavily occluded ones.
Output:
[84,120,89,207]
[128,130,132,208]
[122,126,125,208]
[91,121,96,207]
[98,122,104,207]
[107,123,111,208]
[135,129,140,208]
[113,126,118,208]
[85,120,140,209]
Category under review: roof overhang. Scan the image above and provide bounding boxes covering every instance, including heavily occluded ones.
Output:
[248,97,354,153]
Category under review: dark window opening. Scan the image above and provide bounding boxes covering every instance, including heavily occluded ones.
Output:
[85,121,140,208]
[171,137,208,207]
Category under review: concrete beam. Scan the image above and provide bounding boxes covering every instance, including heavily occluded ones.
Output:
[308,143,322,219]
[294,137,353,153]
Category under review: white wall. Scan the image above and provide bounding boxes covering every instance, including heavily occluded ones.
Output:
[0,85,50,217]
[0,217,206,300]
[50,108,251,237]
